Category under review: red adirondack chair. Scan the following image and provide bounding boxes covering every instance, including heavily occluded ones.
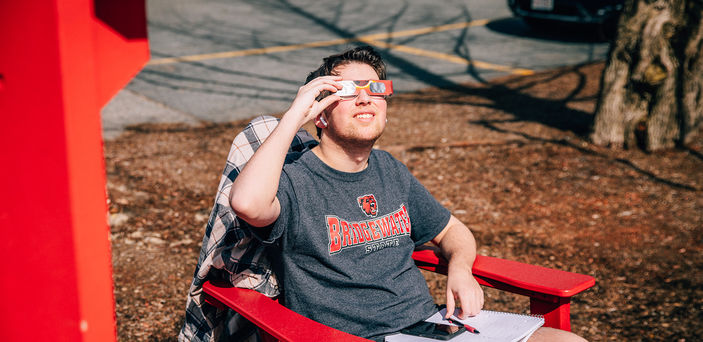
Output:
[203,245,594,341]
[195,116,595,342]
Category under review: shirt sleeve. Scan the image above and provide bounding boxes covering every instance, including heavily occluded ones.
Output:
[406,172,451,246]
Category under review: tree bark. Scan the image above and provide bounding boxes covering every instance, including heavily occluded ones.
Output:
[591,0,703,151]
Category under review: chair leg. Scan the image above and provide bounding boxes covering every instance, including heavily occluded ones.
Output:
[529,297,572,331]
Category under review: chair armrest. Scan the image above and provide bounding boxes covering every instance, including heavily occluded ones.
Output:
[412,246,595,298]
[412,246,595,331]
[202,281,370,342]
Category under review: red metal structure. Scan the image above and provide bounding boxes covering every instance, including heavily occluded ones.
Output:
[0,1,148,341]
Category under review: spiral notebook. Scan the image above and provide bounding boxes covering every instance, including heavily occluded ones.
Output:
[385,308,544,342]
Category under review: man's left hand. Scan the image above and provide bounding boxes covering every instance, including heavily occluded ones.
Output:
[445,265,484,319]
[432,216,484,319]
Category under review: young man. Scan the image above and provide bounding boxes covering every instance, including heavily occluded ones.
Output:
[230,46,585,342]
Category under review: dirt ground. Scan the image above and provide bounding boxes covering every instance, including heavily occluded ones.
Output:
[106,62,702,341]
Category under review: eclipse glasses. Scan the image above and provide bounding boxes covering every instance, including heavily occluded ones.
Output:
[335,80,393,100]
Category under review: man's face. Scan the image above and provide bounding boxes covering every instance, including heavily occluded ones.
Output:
[321,62,387,147]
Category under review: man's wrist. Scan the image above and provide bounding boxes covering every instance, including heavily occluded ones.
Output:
[279,112,308,134]
[447,259,474,274]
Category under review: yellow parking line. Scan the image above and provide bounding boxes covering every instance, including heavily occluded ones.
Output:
[148,19,491,66]
[360,38,534,76]
[148,38,355,65]
[361,19,491,40]
[146,18,533,76]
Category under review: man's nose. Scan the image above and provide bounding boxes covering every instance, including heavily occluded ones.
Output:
[355,89,372,104]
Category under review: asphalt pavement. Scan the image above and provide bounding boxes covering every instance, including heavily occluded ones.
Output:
[101,0,611,139]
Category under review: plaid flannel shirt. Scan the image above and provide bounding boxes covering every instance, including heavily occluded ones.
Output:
[178,115,318,342]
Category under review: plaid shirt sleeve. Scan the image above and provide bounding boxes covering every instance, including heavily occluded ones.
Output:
[178,115,318,342]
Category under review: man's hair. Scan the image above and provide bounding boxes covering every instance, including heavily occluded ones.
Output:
[305,46,387,138]
[305,45,387,84]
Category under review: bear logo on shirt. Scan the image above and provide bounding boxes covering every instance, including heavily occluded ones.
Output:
[357,194,378,217]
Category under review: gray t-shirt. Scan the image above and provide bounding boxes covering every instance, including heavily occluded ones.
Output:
[262,149,450,340]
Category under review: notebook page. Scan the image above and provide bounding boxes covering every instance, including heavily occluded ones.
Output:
[385,309,544,342]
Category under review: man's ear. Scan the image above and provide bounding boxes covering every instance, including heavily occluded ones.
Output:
[315,114,328,128]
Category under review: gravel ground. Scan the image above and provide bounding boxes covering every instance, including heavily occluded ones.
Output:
[106,62,702,341]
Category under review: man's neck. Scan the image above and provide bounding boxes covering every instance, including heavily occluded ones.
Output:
[312,138,373,173]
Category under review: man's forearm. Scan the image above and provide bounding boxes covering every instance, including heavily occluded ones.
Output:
[229,115,302,226]
[229,75,342,227]
[435,216,477,269]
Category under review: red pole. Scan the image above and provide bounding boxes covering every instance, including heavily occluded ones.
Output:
[0,0,148,341]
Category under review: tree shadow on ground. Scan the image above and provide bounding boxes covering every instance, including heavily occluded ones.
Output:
[389,61,596,137]
[470,117,700,191]
[265,0,597,137]
[141,0,605,138]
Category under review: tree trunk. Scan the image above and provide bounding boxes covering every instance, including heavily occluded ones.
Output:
[591,0,703,151]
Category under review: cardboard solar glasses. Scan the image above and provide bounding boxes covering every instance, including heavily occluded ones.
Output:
[336,80,393,99]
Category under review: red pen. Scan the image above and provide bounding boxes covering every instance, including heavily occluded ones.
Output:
[448,317,480,334]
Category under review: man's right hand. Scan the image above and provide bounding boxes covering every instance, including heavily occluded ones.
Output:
[284,75,343,128]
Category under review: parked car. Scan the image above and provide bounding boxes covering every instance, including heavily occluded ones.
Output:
[507,0,624,29]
